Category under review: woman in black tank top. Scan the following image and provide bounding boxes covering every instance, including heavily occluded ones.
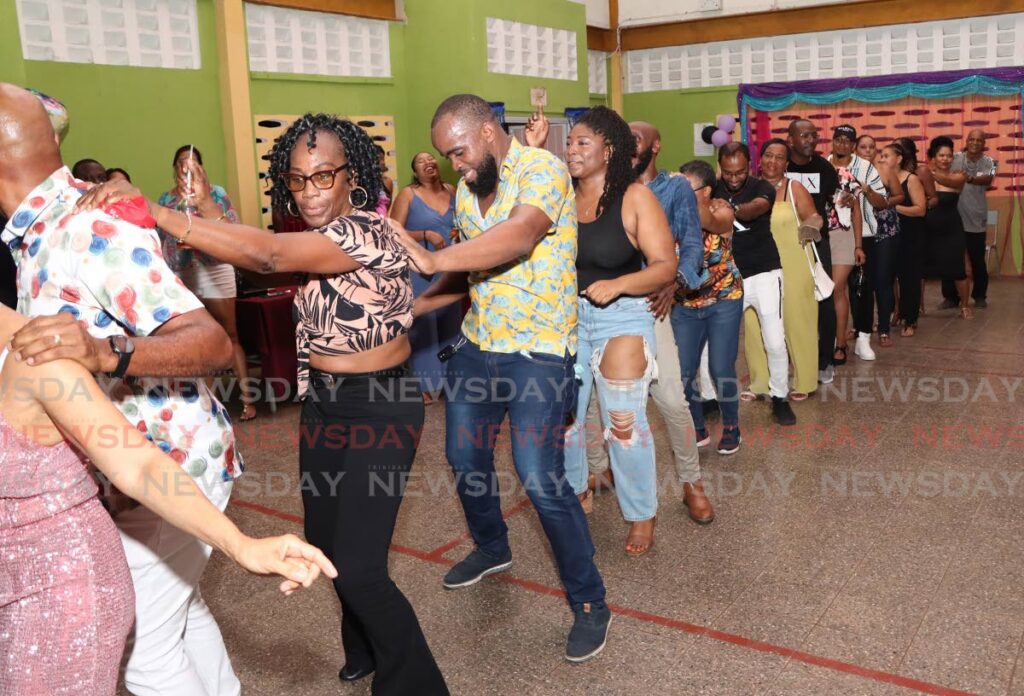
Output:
[562,107,676,556]
[888,142,927,336]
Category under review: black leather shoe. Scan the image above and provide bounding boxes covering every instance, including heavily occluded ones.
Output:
[339,663,375,682]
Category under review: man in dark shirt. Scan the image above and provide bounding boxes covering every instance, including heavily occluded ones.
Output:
[715,143,796,425]
[787,118,839,384]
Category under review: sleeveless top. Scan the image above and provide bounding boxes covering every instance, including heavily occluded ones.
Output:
[0,350,97,528]
[576,196,643,292]
[897,176,924,235]
[406,190,455,243]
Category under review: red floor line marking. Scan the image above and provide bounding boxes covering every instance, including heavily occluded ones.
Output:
[233,499,303,525]
[235,498,974,696]
[424,497,533,560]
[607,604,975,696]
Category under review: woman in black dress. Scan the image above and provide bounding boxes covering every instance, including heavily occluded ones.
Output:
[890,141,927,336]
[922,136,970,320]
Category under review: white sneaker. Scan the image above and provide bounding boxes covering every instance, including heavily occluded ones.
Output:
[855,332,876,361]
[818,365,834,384]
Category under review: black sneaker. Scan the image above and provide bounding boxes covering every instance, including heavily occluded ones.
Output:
[442,549,513,589]
[771,396,797,426]
[938,298,958,310]
[975,298,988,309]
[565,602,612,663]
[717,427,741,455]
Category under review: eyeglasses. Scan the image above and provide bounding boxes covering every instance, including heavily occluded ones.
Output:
[282,164,349,192]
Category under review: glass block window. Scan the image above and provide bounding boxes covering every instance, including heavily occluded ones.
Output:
[245,3,391,78]
[588,50,607,94]
[625,13,1024,93]
[486,17,578,81]
[16,0,201,69]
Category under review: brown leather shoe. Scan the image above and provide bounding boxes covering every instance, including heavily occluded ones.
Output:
[683,481,715,524]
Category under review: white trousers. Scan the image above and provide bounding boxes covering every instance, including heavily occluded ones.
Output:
[742,269,789,399]
[119,478,240,696]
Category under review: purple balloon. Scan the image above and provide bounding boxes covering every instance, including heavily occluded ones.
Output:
[711,129,731,147]
[717,114,737,133]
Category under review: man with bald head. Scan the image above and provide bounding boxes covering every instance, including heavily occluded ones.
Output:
[0,87,68,309]
[0,83,243,695]
[944,129,995,308]
[399,93,610,663]
[786,118,839,384]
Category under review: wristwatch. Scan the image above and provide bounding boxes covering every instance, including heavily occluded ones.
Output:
[108,335,135,379]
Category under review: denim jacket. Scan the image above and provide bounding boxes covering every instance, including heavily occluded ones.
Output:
[646,171,705,289]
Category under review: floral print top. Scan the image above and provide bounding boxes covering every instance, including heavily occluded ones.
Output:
[2,167,242,483]
[454,138,578,356]
[676,229,743,309]
[293,211,413,397]
[157,185,240,271]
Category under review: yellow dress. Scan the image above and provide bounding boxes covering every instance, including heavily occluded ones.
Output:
[745,180,819,395]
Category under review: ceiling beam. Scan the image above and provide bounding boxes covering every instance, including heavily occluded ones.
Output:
[587,26,615,53]
[618,0,1024,50]
[245,0,399,21]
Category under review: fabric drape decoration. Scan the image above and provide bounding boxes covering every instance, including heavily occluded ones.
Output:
[737,67,1024,276]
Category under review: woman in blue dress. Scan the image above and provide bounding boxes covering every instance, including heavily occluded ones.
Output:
[390,152,463,399]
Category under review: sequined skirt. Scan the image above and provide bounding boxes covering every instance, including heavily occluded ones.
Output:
[1,497,134,695]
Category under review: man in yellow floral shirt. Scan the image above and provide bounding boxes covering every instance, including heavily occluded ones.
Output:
[401,94,610,663]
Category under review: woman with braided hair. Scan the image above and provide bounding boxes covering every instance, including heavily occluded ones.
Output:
[562,106,677,556]
[75,113,449,695]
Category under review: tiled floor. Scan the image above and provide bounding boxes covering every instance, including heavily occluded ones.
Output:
[194,279,1022,696]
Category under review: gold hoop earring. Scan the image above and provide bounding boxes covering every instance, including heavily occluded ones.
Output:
[348,185,369,209]
[286,198,299,217]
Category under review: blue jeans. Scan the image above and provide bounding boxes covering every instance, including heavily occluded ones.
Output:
[565,297,658,522]
[671,299,743,431]
[444,337,605,608]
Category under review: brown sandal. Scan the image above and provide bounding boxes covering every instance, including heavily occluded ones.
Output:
[625,518,656,556]
[239,403,257,422]
[879,333,893,347]
[900,324,916,337]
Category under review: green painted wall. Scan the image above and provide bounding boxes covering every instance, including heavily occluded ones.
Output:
[402,0,589,186]
[0,0,226,199]
[623,86,740,172]
[1,0,592,197]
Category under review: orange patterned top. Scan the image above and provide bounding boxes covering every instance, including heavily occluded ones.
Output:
[293,211,413,397]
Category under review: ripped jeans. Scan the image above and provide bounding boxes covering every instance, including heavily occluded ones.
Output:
[564,296,658,522]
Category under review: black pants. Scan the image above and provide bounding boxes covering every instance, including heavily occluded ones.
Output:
[815,236,837,369]
[896,221,924,326]
[853,235,899,335]
[300,369,448,696]
[942,232,988,302]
